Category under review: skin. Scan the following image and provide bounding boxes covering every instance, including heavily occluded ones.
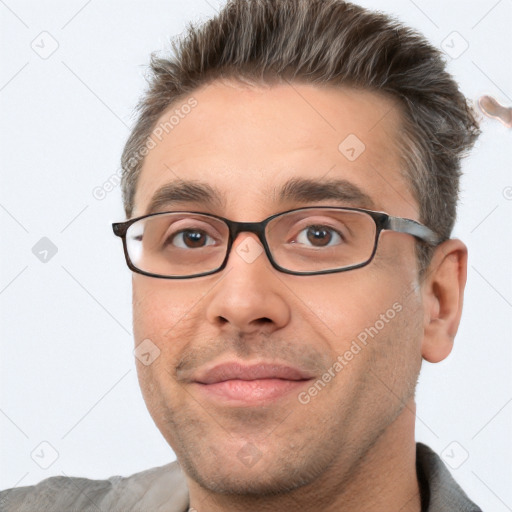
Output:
[130,80,467,512]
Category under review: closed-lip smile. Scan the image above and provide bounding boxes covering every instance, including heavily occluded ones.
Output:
[194,361,314,384]
[191,361,315,404]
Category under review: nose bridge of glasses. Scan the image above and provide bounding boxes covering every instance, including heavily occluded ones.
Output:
[228,220,268,246]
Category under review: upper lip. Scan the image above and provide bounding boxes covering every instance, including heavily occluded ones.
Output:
[193,362,315,384]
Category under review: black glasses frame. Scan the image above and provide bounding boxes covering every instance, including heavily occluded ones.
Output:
[112,206,443,279]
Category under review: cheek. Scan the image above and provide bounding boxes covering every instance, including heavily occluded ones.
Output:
[131,279,196,434]
[132,276,216,368]
[292,269,414,346]
[132,282,162,345]
[133,277,194,339]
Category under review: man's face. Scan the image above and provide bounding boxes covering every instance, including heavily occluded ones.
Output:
[131,80,425,495]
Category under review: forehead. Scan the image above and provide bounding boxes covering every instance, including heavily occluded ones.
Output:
[133,80,417,220]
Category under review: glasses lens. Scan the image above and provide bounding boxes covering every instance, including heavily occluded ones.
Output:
[267,208,376,272]
[126,212,229,277]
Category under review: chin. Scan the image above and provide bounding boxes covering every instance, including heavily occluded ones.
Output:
[180,451,329,497]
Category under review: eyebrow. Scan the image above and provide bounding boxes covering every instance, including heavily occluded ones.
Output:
[275,177,375,209]
[145,180,226,215]
[144,176,375,216]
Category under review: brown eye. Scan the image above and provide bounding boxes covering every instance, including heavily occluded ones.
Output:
[294,225,343,247]
[169,229,215,249]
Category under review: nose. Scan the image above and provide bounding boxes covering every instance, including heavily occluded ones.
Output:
[204,233,291,335]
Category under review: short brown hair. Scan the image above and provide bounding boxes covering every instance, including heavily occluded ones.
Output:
[120,0,480,271]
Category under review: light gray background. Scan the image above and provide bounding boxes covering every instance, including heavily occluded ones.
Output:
[1,0,511,510]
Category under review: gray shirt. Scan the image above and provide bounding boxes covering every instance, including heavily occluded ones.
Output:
[0,442,482,511]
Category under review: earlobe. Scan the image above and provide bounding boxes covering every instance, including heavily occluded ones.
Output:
[420,239,468,363]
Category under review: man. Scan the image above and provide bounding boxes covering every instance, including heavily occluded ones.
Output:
[1,0,482,510]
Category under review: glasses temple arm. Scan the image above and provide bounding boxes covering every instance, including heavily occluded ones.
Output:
[385,216,443,245]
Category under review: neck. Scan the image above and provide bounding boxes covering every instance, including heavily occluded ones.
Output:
[187,398,422,512]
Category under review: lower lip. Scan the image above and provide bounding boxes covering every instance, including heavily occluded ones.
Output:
[195,378,309,404]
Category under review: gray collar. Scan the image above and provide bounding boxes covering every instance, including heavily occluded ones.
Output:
[416,442,482,511]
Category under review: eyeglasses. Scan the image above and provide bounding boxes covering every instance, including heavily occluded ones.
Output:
[112,206,442,279]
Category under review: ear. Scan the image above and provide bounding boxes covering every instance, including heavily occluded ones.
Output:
[420,239,468,363]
